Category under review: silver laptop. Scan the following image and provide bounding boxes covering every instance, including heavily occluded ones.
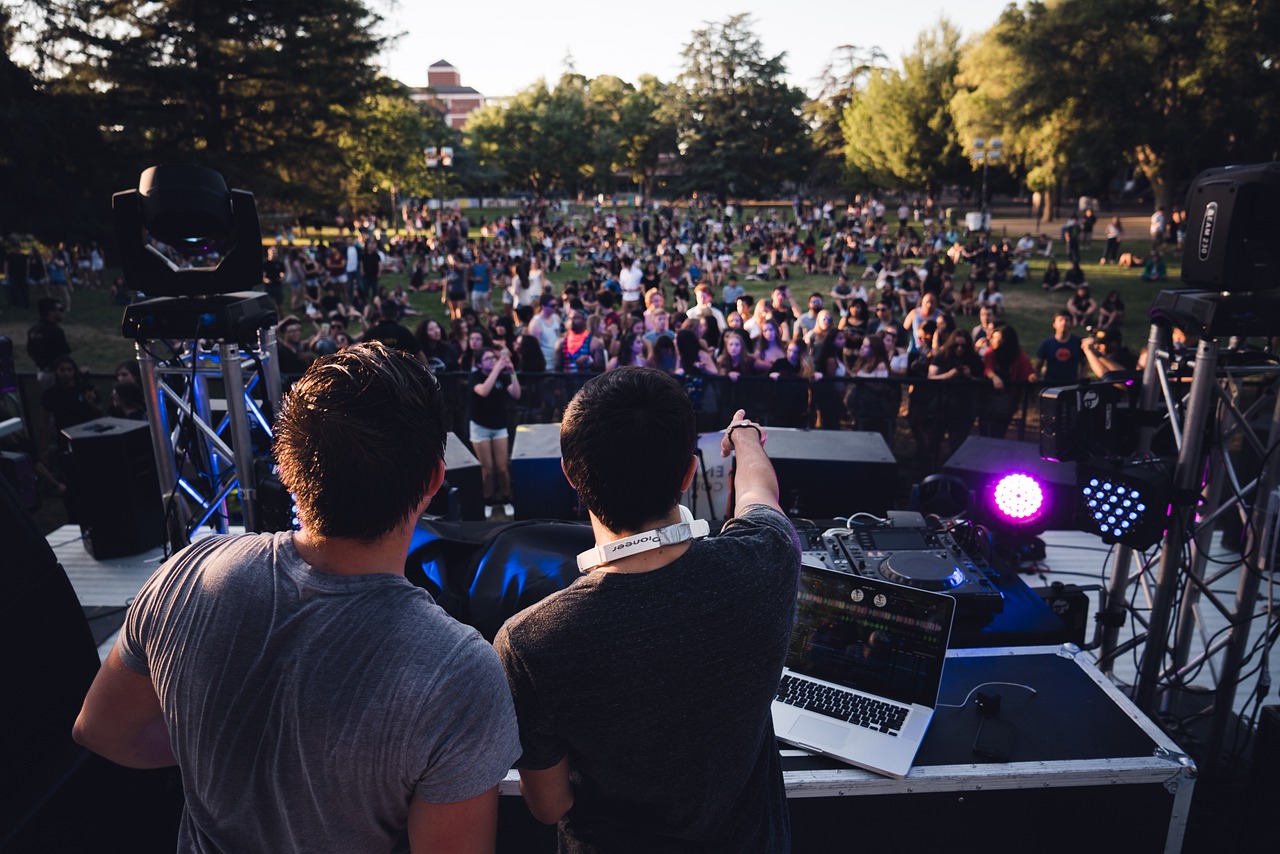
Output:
[772,562,956,778]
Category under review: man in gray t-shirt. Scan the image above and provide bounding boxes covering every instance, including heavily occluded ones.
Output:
[75,343,520,853]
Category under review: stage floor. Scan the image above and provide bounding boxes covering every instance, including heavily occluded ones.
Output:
[52,523,1277,743]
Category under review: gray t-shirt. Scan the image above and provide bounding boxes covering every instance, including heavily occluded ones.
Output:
[496,505,801,853]
[118,531,520,854]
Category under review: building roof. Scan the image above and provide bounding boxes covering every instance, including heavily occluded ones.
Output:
[430,59,456,69]
[421,85,480,96]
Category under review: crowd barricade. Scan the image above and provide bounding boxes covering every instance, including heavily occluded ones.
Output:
[431,371,1030,468]
[5,370,1032,485]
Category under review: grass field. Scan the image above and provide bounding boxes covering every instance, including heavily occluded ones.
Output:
[0,202,1176,377]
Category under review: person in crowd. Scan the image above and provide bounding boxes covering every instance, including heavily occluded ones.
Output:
[494,374,799,852]
[555,309,605,373]
[849,333,898,438]
[275,315,309,376]
[976,278,1004,316]
[715,329,755,381]
[73,342,520,853]
[527,294,565,368]
[454,327,489,374]
[1082,328,1139,377]
[1066,284,1098,328]
[925,329,983,456]
[686,284,728,338]
[752,319,787,372]
[606,333,652,371]
[674,327,720,378]
[108,381,147,420]
[792,293,825,342]
[981,324,1037,439]
[1140,251,1168,283]
[27,297,71,389]
[1035,311,1085,387]
[1097,290,1126,330]
[643,288,668,334]
[1101,216,1124,265]
[1063,260,1088,290]
[470,346,521,518]
[359,301,423,363]
[1041,259,1066,292]
[40,354,100,456]
[415,318,459,374]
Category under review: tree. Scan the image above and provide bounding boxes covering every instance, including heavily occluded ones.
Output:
[32,0,387,211]
[464,74,594,196]
[676,14,809,199]
[805,43,889,190]
[842,20,968,196]
[338,84,456,223]
[953,0,1280,216]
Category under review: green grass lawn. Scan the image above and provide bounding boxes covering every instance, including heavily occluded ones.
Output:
[0,205,1175,377]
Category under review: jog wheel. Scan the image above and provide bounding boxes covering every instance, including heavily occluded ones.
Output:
[878,552,965,591]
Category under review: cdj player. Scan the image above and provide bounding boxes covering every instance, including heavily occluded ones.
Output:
[803,512,1004,619]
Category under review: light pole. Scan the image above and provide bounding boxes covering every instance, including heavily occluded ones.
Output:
[971,137,1002,230]
[424,145,454,248]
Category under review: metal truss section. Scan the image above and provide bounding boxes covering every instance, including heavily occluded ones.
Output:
[136,327,281,551]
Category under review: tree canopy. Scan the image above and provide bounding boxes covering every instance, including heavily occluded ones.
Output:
[675,14,809,199]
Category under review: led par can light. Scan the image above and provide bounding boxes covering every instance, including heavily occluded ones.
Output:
[1076,459,1173,550]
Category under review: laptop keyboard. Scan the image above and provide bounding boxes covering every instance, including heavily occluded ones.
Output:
[776,675,909,735]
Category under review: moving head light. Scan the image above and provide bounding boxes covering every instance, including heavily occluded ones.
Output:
[113,164,262,297]
[1180,161,1280,292]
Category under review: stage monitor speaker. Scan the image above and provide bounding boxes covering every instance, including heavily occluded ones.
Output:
[427,434,485,521]
[942,436,1077,532]
[61,417,164,559]
[509,423,585,522]
[1180,161,1280,292]
[762,428,897,519]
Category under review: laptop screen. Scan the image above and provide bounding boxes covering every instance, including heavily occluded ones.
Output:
[787,568,955,707]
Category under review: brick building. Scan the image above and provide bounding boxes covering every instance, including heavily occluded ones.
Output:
[409,60,487,129]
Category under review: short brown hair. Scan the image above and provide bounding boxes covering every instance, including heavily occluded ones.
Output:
[273,342,445,541]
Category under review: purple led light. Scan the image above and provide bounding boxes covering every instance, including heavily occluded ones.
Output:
[992,473,1045,521]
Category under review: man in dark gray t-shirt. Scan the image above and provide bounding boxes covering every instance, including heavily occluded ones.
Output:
[495,368,800,852]
[75,343,520,853]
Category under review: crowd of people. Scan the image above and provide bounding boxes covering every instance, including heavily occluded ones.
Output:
[258,199,1149,464]
[8,197,1160,502]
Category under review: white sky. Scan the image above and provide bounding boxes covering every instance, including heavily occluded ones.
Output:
[377,0,1014,99]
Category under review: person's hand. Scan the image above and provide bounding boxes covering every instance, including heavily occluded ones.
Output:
[721,409,766,458]
[990,374,1004,390]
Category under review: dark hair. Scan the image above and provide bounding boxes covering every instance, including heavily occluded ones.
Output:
[560,367,695,532]
[113,380,145,412]
[38,297,63,318]
[273,342,445,541]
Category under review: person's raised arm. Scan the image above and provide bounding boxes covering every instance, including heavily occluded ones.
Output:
[720,409,781,515]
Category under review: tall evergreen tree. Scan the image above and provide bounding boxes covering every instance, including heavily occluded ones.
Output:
[676,14,809,200]
[35,0,387,209]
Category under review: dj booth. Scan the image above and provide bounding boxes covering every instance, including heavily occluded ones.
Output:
[404,518,1194,854]
[495,645,1194,854]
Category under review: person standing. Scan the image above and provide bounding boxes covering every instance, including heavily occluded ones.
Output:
[470,347,520,518]
[26,297,71,389]
[73,343,520,852]
[495,372,799,852]
[1101,216,1124,265]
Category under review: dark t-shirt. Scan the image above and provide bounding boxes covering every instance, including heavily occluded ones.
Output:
[359,321,418,357]
[1036,335,1083,386]
[495,506,800,853]
[27,319,70,369]
[469,370,513,429]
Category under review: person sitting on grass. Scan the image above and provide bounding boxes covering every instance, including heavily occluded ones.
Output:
[1140,251,1168,282]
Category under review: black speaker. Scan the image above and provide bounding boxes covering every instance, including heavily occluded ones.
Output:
[61,417,164,559]
[509,423,585,521]
[761,428,897,519]
[1181,161,1280,291]
[427,434,485,521]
